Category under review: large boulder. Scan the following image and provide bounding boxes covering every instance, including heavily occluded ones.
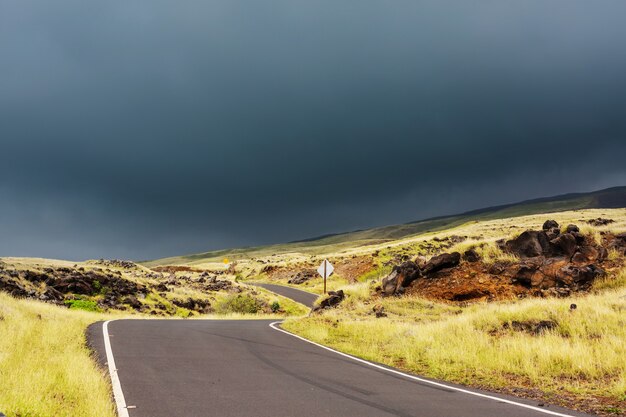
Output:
[557,264,604,286]
[570,232,586,245]
[381,270,402,296]
[380,261,421,296]
[571,246,599,263]
[542,220,559,230]
[421,252,461,275]
[565,224,580,234]
[549,233,578,257]
[545,227,561,240]
[511,261,541,288]
[463,248,481,263]
[505,231,550,258]
[314,290,345,310]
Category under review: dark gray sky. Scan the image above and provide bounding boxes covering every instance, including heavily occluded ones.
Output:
[1,1,626,261]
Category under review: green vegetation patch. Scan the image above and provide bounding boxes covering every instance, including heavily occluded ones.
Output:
[216,294,265,314]
[64,299,100,312]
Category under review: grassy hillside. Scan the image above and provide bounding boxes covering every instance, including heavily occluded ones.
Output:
[144,186,625,267]
[278,210,626,416]
[0,257,307,317]
[284,283,626,416]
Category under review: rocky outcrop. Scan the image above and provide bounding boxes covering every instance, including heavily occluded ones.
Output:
[503,319,558,336]
[380,261,421,296]
[171,297,212,313]
[313,290,345,311]
[421,252,461,274]
[505,221,603,261]
[542,220,560,230]
[587,218,615,226]
[378,220,623,302]
[550,233,577,257]
[380,252,461,296]
[288,270,317,285]
[92,259,141,270]
[0,261,239,315]
[505,231,552,258]
[203,276,233,291]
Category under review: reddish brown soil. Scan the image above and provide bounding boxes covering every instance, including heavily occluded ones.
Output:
[405,263,527,302]
[334,256,375,283]
[405,256,624,303]
[263,256,376,283]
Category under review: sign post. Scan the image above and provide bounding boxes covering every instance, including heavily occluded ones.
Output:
[317,259,334,294]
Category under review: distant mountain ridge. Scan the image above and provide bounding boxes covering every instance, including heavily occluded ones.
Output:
[291,186,626,243]
[145,186,626,266]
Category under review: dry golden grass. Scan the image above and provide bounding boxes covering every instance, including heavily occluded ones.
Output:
[277,209,626,414]
[0,289,307,416]
[283,271,626,412]
[0,292,116,417]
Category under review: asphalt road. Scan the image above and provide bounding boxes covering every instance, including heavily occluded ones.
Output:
[252,283,319,307]
[89,317,593,417]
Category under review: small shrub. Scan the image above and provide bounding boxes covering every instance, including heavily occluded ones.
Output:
[64,299,100,312]
[270,301,281,313]
[216,294,264,314]
[175,308,192,318]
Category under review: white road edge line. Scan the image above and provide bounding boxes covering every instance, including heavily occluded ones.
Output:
[103,320,130,417]
[269,321,576,417]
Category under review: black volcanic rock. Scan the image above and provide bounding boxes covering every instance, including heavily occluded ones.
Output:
[542,220,559,230]
[421,252,461,275]
[505,231,551,258]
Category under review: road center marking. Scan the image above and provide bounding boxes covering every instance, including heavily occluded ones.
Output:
[269,321,577,417]
[103,320,130,417]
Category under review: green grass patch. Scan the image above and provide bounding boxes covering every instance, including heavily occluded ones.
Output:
[64,299,100,312]
[216,294,264,314]
[357,264,392,282]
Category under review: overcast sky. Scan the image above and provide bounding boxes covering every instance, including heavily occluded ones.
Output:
[1,1,626,261]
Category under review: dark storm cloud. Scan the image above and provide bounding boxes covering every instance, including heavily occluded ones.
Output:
[1,1,626,260]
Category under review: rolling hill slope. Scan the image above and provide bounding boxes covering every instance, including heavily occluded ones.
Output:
[144,186,626,266]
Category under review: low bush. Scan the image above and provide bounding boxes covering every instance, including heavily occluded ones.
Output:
[216,294,264,314]
[64,299,100,312]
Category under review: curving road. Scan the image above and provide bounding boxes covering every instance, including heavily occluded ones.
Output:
[252,282,319,308]
[88,287,592,417]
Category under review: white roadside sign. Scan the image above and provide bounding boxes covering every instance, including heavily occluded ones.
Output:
[317,259,334,294]
[317,259,334,279]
